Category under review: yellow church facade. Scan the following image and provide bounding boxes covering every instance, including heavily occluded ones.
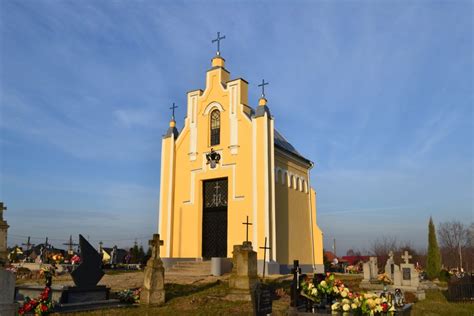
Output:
[158,52,324,273]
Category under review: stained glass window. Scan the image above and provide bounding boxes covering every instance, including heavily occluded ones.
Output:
[210,109,220,146]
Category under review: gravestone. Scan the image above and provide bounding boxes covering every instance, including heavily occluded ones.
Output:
[227,241,258,301]
[399,251,419,288]
[392,251,425,300]
[0,202,9,265]
[140,234,165,305]
[251,281,272,316]
[0,269,18,316]
[0,202,17,316]
[384,251,395,280]
[362,257,378,281]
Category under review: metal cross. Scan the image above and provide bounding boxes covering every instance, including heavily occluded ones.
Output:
[258,79,269,98]
[214,182,221,195]
[149,234,164,259]
[169,102,178,120]
[402,250,412,264]
[259,237,271,280]
[212,32,226,56]
[63,235,78,255]
[44,237,50,249]
[22,236,34,251]
[242,216,253,243]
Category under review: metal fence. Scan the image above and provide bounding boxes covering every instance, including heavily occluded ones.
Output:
[447,274,474,301]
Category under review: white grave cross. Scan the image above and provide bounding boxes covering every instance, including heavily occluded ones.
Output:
[402,251,412,264]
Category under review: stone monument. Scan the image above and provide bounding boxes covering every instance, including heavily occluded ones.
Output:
[227,241,258,301]
[0,202,9,265]
[362,257,378,281]
[393,251,425,300]
[384,251,395,280]
[0,202,18,316]
[140,234,165,305]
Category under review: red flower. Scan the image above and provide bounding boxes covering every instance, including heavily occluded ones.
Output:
[381,302,388,312]
[41,304,48,312]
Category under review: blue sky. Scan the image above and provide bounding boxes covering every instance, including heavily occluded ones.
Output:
[1,1,472,255]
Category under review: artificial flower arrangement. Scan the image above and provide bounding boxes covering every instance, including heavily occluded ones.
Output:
[18,286,54,316]
[301,273,397,315]
[116,288,141,304]
[377,273,392,285]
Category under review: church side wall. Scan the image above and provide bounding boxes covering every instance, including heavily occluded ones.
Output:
[274,151,315,266]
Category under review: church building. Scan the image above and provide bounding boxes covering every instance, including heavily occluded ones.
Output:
[158,39,324,273]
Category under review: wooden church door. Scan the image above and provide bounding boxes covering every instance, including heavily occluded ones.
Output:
[202,178,228,259]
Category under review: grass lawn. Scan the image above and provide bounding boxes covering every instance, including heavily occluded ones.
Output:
[44,273,473,315]
[51,280,290,316]
[411,290,474,316]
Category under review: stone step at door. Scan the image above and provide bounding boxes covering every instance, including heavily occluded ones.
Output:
[167,260,212,275]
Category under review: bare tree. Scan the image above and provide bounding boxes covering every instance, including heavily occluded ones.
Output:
[370,236,399,257]
[370,236,399,269]
[438,220,470,270]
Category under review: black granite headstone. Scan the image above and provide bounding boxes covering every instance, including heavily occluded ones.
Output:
[252,282,272,316]
[71,235,105,288]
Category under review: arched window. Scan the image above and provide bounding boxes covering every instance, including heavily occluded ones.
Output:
[210,109,220,146]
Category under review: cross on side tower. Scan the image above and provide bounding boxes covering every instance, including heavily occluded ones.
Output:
[258,79,269,98]
[259,237,271,280]
[169,102,178,120]
[242,216,253,244]
[212,32,226,56]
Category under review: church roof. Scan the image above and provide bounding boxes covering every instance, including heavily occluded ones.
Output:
[274,129,312,165]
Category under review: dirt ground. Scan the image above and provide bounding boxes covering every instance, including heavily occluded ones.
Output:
[19,270,289,291]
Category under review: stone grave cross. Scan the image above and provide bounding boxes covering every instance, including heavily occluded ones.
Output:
[402,251,412,264]
[0,202,6,220]
[149,234,164,260]
[388,250,394,261]
[242,216,253,243]
[259,237,271,279]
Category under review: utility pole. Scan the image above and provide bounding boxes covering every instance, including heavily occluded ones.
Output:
[333,238,337,258]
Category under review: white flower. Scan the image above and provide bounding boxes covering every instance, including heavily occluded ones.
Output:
[343,304,350,311]
[351,303,358,309]
[341,291,347,297]
[320,280,327,287]
[308,283,314,290]
[331,302,340,311]
[311,288,317,296]
[342,298,350,305]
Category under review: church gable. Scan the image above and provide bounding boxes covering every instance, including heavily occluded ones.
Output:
[158,38,323,272]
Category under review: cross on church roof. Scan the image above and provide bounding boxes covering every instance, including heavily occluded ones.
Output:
[212,32,226,56]
[402,250,412,264]
[242,216,253,243]
[169,102,178,120]
[258,79,269,98]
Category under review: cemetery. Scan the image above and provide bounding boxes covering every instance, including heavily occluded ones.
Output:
[1,3,473,316]
[1,199,473,315]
